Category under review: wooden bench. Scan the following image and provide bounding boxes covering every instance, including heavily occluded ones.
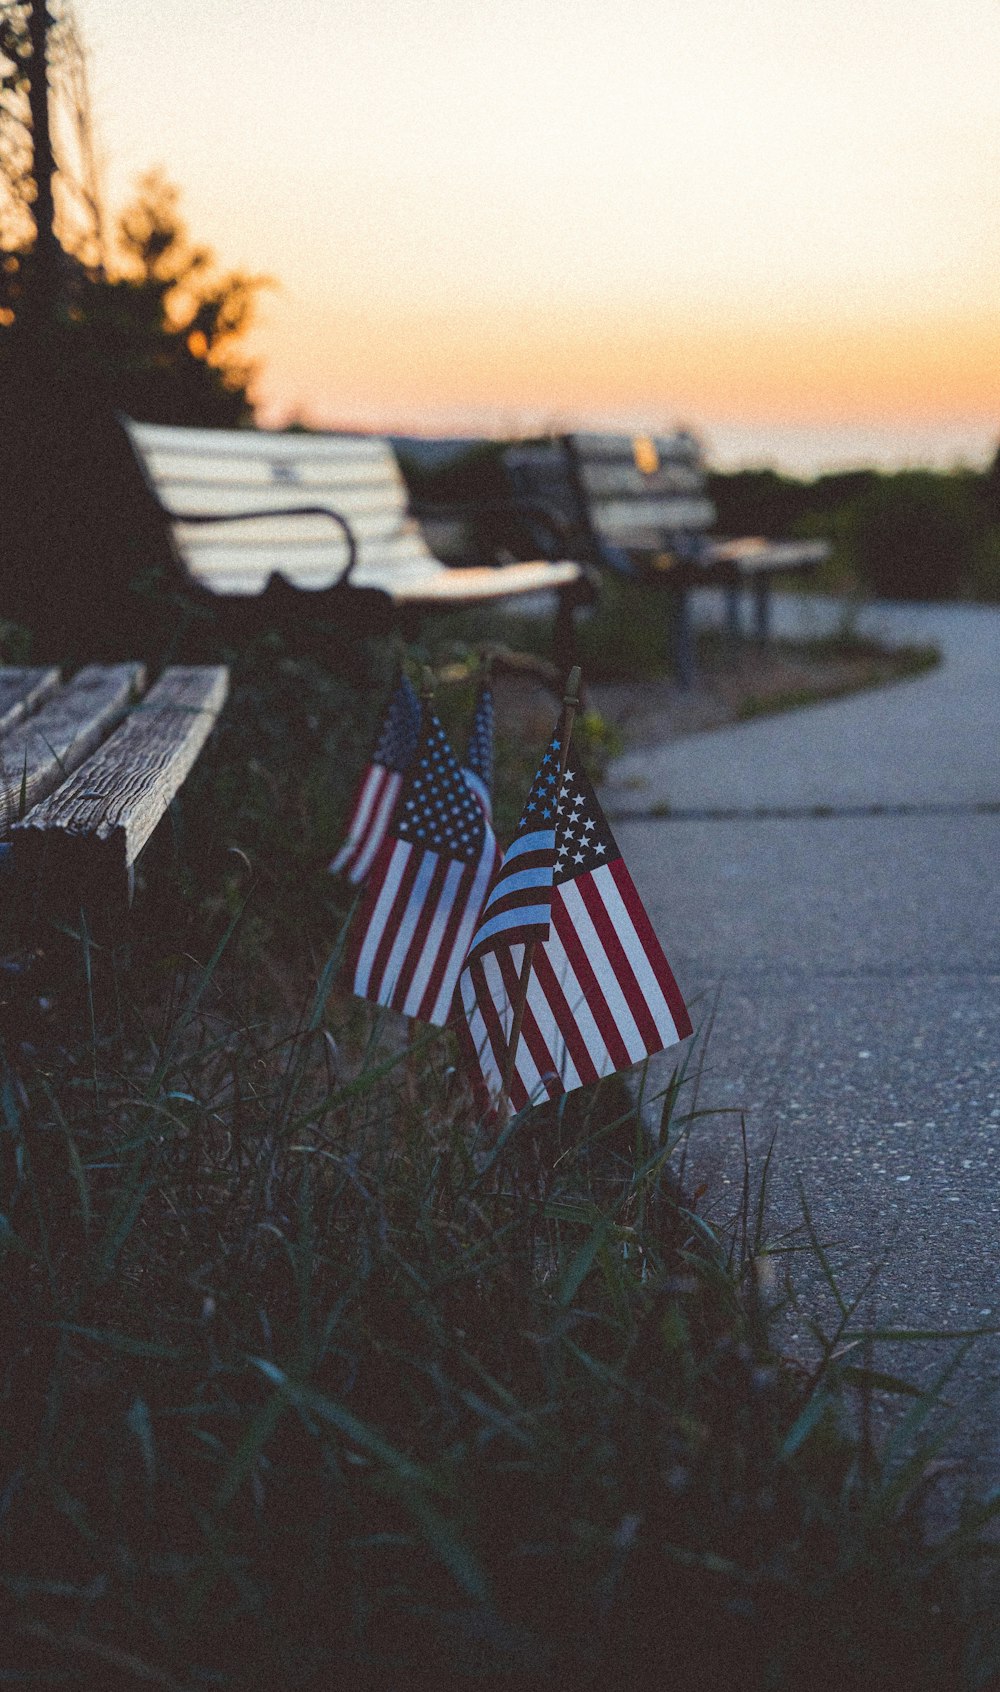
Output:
[1,664,228,906]
[501,432,830,686]
[123,422,593,666]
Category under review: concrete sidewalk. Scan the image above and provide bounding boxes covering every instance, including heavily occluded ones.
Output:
[605,593,1000,1486]
[606,596,1000,813]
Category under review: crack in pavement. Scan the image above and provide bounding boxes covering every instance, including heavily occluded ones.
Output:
[607,799,1000,823]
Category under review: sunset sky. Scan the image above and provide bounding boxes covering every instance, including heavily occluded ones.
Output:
[76,0,1000,471]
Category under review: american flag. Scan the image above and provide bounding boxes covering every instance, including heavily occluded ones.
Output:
[351,704,501,1027]
[461,682,495,821]
[459,755,692,1115]
[329,674,421,884]
[464,727,561,966]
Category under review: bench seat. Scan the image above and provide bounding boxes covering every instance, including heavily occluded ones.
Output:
[124,423,589,652]
[497,432,831,684]
[2,664,228,906]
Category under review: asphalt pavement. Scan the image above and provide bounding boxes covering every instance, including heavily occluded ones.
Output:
[604,594,1000,1487]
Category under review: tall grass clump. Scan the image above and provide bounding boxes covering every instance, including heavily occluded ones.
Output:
[1,915,999,1690]
[1,634,998,1688]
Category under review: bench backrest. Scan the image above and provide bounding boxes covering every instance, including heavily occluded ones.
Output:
[503,431,717,572]
[124,422,442,597]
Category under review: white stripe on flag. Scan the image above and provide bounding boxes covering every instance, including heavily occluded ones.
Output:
[428,834,498,1027]
[462,766,492,821]
[330,764,383,873]
[545,924,613,1070]
[521,933,598,1089]
[350,771,402,884]
[483,947,547,1105]
[463,994,503,1100]
[558,876,647,1061]
[595,864,682,1044]
[354,840,410,996]
[376,849,439,1004]
[524,960,582,1093]
[402,858,465,1017]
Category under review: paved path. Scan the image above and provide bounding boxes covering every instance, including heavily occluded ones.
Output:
[605,595,1000,1485]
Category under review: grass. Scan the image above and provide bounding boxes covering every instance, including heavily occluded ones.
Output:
[728,636,940,723]
[0,631,997,1689]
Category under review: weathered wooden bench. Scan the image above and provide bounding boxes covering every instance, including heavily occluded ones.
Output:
[123,422,593,666]
[1,664,228,907]
[501,432,830,686]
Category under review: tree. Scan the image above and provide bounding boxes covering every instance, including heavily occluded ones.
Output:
[1,1,266,423]
[80,170,266,427]
[1,0,104,329]
[0,2,269,659]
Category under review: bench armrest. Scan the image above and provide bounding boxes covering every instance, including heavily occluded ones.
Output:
[178,506,359,585]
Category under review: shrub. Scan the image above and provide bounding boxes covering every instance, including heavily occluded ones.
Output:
[851,473,983,601]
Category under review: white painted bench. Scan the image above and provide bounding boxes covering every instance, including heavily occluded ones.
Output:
[502,432,831,685]
[1,664,228,905]
[123,422,591,661]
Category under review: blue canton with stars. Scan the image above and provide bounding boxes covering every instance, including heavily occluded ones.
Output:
[373,674,422,772]
[396,709,488,865]
[513,731,563,838]
[463,684,495,791]
[553,759,619,883]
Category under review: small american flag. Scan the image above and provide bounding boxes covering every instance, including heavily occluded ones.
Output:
[351,704,501,1027]
[329,674,421,884]
[464,727,560,966]
[461,682,495,821]
[459,755,692,1115]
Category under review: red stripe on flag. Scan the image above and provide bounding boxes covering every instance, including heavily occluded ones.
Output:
[609,857,692,1040]
[576,870,661,1055]
[390,853,449,1011]
[417,861,476,1024]
[347,833,393,981]
[531,943,601,1088]
[516,987,562,1104]
[366,845,423,1003]
[551,895,632,1073]
[473,956,527,1113]
[496,948,536,1112]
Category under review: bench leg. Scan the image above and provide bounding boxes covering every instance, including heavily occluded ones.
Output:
[671,589,696,690]
[753,580,771,643]
[725,584,742,642]
[553,585,577,677]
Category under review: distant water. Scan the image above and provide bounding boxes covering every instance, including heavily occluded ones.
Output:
[700,420,998,478]
[286,404,998,479]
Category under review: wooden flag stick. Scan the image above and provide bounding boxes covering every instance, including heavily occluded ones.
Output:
[497,665,582,1123]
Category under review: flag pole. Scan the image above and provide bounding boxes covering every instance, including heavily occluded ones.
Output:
[497,664,581,1123]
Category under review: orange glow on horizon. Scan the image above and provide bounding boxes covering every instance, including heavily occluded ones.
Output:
[249,300,1000,434]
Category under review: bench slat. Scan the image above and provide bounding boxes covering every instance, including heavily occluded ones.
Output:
[567,431,702,465]
[160,482,407,523]
[709,538,830,571]
[589,497,718,539]
[125,421,588,630]
[129,421,395,464]
[13,667,229,900]
[0,664,144,836]
[0,667,62,737]
[175,507,413,548]
[578,462,707,499]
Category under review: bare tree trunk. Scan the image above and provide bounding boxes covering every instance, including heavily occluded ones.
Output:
[25,0,60,332]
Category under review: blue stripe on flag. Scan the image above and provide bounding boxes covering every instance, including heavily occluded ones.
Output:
[502,829,554,861]
[470,904,551,949]
[482,866,551,904]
